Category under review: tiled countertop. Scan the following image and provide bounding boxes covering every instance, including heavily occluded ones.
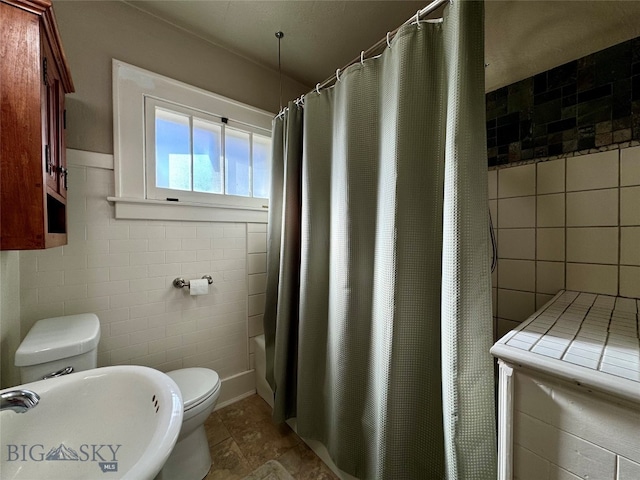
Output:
[491,290,640,403]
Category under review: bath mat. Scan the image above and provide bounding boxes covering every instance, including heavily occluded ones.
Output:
[242,460,294,480]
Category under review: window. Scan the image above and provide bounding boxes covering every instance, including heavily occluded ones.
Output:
[112,60,274,222]
[145,98,271,208]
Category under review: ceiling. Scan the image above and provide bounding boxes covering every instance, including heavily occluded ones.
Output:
[125,0,640,92]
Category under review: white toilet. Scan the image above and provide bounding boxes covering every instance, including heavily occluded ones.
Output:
[156,367,221,480]
[15,313,101,383]
[15,314,221,480]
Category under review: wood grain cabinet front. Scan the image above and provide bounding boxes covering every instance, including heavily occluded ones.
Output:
[0,0,74,250]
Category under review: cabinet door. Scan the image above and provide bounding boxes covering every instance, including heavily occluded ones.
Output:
[42,50,58,193]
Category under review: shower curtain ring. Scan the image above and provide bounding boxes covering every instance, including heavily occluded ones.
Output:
[360,51,365,65]
[415,10,421,28]
[316,83,321,95]
[336,68,341,82]
[386,32,392,48]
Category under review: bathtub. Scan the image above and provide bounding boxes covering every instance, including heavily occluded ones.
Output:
[251,335,358,480]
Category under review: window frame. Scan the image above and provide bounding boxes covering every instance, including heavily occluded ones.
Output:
[112,60,273,222]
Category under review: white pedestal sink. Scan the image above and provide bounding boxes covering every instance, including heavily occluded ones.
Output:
[0,366,183,480]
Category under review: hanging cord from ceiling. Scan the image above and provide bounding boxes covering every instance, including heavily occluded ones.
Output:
[276,31,284,111]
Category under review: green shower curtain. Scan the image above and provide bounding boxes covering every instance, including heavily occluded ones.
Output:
[264,1,496,478]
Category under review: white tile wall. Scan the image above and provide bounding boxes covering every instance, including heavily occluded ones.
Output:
[246,223,268,370]
[491,146,640,342]
[18,165,263,382]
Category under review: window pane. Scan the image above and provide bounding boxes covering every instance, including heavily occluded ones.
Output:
[252,134,271,199]
[155,108,191,191]
[193,118,222,194]
[225,128,250,197]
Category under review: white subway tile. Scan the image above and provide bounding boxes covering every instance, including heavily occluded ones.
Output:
[537,158,565,195]
[620,145,640,187]
[223,269,247,282]
[536,261,565,295]
[498,196,536,229]
[97,307,130,324]
[20,287,38,305]
[621,186,640,226]
[566,150,619,192]
[196,249,223,262]
[247,223,267,233]
[129,251,165,266]
[36,255,63,272]
[537,228,565,261]
[497,289,535,322]
[247,232,267,253]
[38,284,88,304]
[214,236,247,249]
[148,238,182,251]
[248,315,264,337]
[165,225,196,238]
[498,259,535,292]
[64,296,110,315]
[64,267,109,286]
[566,227,618,264]
[99,334,130,352]
[514,445,549,480]
[223,225,246,238]
[111,344,149,364]
[110,318,149,336]
[566,263,618,295]
[87,225,129,241]
[498,164,536,198]
[181,238,211,251]
[87,253,129,268]
[109,239,148,254]
[566,189,618,227]
[129,302,165,318]
[488,170,498,200]
[248,253,267,274]
[129,225,165,239]
[87,280,129,298]
[181,262,210,275]
[130,325,165,345]
[248,294,266,316]
[109,292,149,308]
[489,200,497,225]
[212,259,246,272]
[223,248,245,260]
[21,269,64,288]
[196,226,224,238]
[248,273,267,295]
[620,266,640,298]
[109,265,148,281]
[129,276,165,292]
[537,194,565,228]
[497,229,535,260]
[148,263,181,278]
[621,227,640,266]
[165,250,196,264]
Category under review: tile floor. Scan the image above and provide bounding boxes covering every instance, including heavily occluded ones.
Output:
[204,394,339,480]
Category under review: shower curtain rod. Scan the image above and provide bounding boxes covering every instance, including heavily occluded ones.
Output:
[312,0,450,93]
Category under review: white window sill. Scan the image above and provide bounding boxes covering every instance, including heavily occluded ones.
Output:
[107,197,268,223]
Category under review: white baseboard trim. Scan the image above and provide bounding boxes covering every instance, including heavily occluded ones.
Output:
[215,369,256,410]
[67,149,114,170]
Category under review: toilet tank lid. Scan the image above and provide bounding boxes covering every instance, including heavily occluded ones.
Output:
[15,314,101,367]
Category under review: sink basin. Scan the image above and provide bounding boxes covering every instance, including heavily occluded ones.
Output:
[0,366,183,480]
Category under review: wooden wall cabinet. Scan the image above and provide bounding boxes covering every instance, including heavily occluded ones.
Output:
[0,0,74,250]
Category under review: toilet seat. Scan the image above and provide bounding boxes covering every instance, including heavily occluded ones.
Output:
[166,368,220,412]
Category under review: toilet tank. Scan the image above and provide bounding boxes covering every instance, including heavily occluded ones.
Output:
[15,313,101,384]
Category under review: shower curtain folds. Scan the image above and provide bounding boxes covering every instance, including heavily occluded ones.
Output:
[264,1,496,478]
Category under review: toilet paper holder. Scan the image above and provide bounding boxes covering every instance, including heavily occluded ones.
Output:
[173,275,213,289]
